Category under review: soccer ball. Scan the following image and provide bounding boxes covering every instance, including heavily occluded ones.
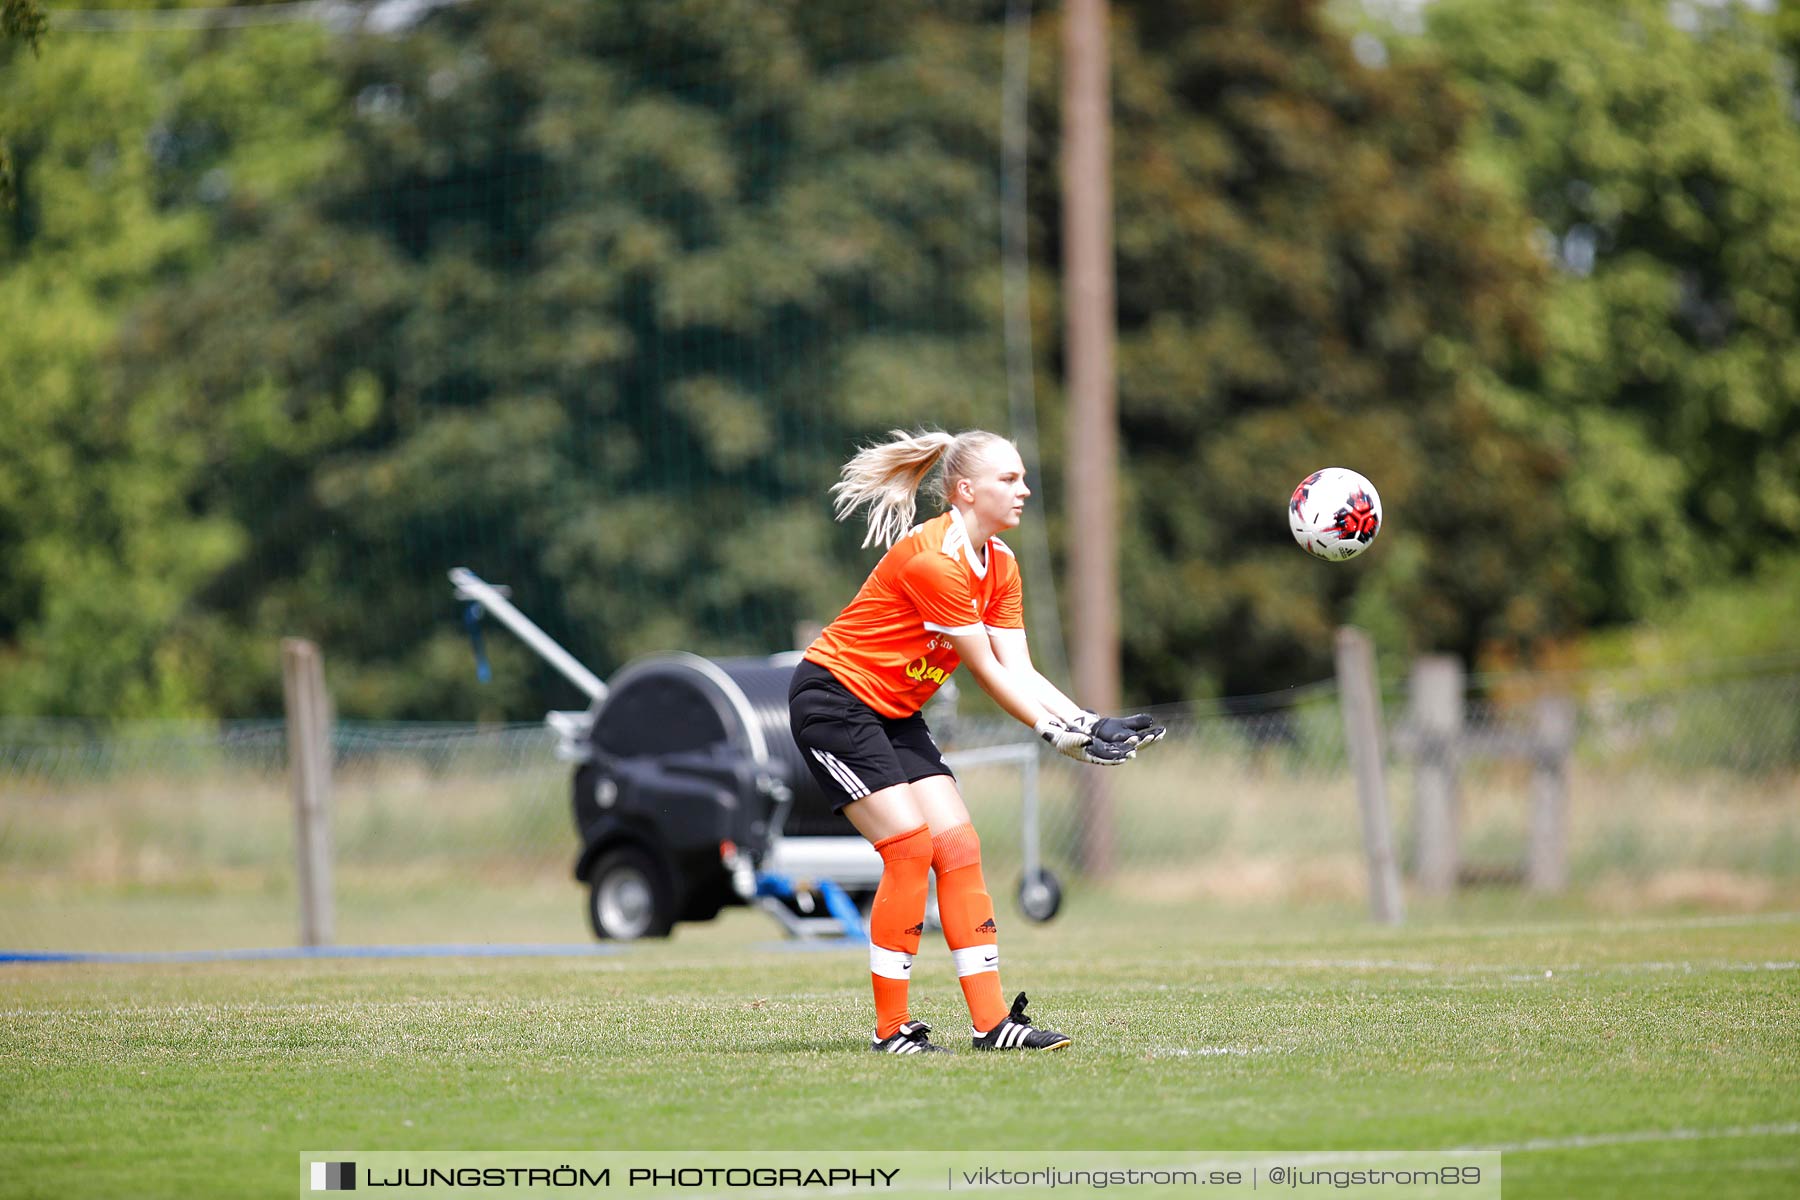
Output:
[1289,467,1382,561]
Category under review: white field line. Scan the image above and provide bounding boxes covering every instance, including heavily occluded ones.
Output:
[1205,958,1480,972]
[1580,960,1800,973]
[1118,957,1800,979]
[1471,1121,1800,1153]
[1147,1046,1292,1058]
[1410,910,1800,940]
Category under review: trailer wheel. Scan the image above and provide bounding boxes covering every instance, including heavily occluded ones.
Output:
[1016,868,1062,922]
[588,847,675,940]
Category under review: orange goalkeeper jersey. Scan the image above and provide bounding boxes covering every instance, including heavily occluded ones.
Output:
[805,510,1024,718]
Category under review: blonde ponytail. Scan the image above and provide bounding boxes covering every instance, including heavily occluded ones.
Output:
[830,428,1014,548]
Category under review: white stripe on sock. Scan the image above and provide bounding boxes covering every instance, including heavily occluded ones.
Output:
[952,946,1000,978]
[869,943,914,981]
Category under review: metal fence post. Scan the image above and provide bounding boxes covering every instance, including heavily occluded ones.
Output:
[1410,655,1464,895]
[282,638,334,947]
[1335,627,1403,925]
[1529,695,1577,893]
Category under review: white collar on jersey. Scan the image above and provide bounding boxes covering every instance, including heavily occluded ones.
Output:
[942,507,990,578]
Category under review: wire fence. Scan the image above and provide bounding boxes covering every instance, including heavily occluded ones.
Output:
[3,666,1797,953]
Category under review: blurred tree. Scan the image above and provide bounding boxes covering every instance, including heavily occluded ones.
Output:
[107,0,1018,717]
[3,0,1592,718]
[1584,551,1800,670]
[1423,0,1800,627]
[0,0,43,42]
[0,0,43,43]
[1,0,48,207]
[1096,0,1568,698]
[0,25,345,716]
[1776,0,1800,69]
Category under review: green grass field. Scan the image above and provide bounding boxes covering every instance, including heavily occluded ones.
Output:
[4,895,1797,1200]
[5,733,1797,1198]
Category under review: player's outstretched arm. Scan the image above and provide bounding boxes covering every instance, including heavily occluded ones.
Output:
[985,629,1166,751]
[945,631,1132,766]
[985,628,1082,721]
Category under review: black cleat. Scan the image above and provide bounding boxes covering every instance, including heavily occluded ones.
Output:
[972,992,1071,1051]
[871,1019,951,1054]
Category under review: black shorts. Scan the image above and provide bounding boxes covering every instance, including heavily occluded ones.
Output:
[788,660,954,811]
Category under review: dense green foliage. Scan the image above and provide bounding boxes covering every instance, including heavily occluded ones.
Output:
[8,2,1015,717]
[0,0,48,206]
[1108,0,1564,698]
[0,24,344,715]
[1,0,1795,718]
[1422,0,1800,626]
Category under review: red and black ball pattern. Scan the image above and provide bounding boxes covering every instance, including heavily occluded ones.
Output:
[1329,490,1380,543]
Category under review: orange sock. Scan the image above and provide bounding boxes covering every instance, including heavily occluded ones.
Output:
[869,825,932,1039]
[932,823,1008,1032]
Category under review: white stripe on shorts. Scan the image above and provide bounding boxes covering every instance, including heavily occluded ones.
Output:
[812,748,869,799]
[820,752,867,798]
[821,749,870,796]
[810,752,849,798]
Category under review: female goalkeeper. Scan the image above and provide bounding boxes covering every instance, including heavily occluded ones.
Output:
[789,428,1162,1054]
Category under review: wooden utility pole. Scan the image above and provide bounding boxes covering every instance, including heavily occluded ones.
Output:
[1062,0,1119,874]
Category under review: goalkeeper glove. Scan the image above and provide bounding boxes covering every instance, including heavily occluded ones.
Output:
[1034,714,1134,766]
[1074,710,1167,749]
